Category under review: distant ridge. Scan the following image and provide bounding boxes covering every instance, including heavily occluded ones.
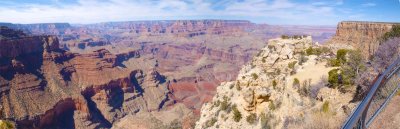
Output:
[341,21,400,24]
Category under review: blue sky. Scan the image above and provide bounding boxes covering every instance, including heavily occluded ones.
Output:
[0,0,399,25]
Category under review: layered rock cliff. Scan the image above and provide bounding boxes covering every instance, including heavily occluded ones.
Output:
[87,20,253,37]
[0,27,171,129]
[0,23,71,35]
[328,21,400,58]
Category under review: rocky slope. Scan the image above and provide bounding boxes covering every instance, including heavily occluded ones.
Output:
[196,36,357,129]
[0,27,173,129]
[327,21,400,58]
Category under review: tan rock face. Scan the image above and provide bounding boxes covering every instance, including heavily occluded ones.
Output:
[328,21,400,58]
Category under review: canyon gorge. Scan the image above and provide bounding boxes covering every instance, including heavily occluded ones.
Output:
[1,20,400,129]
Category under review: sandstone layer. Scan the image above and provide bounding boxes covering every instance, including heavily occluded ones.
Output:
[328,21,400,58]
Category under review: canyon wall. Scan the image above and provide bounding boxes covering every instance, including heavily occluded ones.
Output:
[0,22,71,35]
[87,20,253,36]
[328,21,400,58]
[0,27,171,129]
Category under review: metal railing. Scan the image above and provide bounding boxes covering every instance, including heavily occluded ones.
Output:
[342,58,400,129]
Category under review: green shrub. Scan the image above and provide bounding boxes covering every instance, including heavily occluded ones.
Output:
[328,58,341,67]
[306,47,314,56]
[328,69,340,88]
[288,61,297,70]
[268,45,275,51]
[236,80,242,91]
[272,80,277,89]
[336,49,349,64]
[341,50,364,85]
[251,73,259,80]
[262,57,266,63]
[269,101,276,111]
[229,83,234,89]
[205,117,217,128]
[306,47,330,56]
[281,35,289,39]
[246,113,257,124]
[220,97,229,111]
[214,100,221,107]
[232,104,242,122]
[382,25,400,41]
[314,48,323,56]
[322,101,330,113]
[293,78,300,87]
[276,69,281,75]
[0,120,14,129]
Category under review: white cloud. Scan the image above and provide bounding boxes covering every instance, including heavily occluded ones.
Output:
[361,2,376,7]
[0,0,363,25]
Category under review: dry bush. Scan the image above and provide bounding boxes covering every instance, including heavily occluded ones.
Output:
[232,104,242,122]
[304,112,344,129]
[289,111,345,129]
[354,38,400,101]
[246,113,257,124]
[310,75,328,98]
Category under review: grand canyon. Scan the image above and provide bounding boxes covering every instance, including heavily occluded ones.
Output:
[1,0,400,129]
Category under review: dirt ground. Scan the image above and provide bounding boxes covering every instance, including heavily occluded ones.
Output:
[369,95,400,129]
[290,56,337,87]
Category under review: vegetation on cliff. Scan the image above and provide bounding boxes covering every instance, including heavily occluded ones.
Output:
[382,25,400,41]
[0,120,14,129]
[354,37,400,100]
[196,36,355,129]
[327,49,364,91]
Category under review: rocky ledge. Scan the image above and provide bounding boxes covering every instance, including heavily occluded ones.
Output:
[196,36,357,129]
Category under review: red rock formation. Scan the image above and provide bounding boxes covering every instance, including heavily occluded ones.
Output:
[328,21,400,57]
[0,27,171,129]
[65,39,111,49]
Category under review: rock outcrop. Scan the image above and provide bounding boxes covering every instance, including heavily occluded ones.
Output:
[196,36,356,129]
[327,21,400,58]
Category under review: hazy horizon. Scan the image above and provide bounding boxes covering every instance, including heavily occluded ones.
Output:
[1,0,399,25]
